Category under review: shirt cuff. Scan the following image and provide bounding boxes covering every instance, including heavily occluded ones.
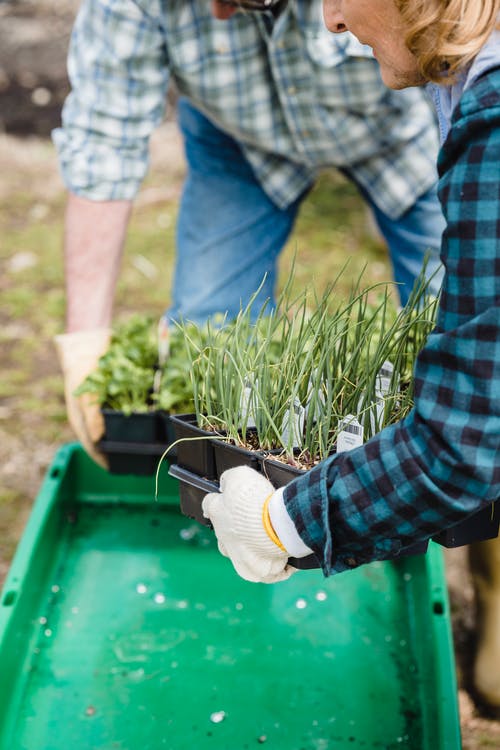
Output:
[268,487,313,558]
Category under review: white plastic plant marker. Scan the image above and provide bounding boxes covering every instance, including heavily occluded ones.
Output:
[337,414,364,454]
[239,379,257,429]
[280,397,305,449]
[304,369,326,422]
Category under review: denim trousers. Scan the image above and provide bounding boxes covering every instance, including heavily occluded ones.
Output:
[167,98,445,324]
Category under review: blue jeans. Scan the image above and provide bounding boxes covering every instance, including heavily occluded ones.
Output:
[167,98,445,324]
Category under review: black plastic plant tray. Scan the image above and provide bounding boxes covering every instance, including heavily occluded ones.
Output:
[212,438,261,476]
[168,464,218,526]
[102,409,160,442]
[432,500,500,548]
[98,410,178,476]
[99,439,176,476]
[168,465,319,571]
[169,413,218,480]
[259,454,306,488]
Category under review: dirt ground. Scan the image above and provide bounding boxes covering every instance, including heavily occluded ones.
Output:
[1,2,499,747]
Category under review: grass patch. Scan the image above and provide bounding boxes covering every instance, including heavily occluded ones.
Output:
[281,171,390,298]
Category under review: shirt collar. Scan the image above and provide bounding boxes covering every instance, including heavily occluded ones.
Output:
[426,27,500,144]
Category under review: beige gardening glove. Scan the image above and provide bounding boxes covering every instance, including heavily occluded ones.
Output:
[54,329,111,469]
[202,466,297,584]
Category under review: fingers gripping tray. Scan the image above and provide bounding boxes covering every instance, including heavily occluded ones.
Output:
[0,445,460,749]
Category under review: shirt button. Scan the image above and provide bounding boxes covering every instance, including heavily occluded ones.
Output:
[346,557,357,567]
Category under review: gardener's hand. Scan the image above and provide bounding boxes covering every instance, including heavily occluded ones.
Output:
[202,466,296,583]
[54,329,111,469]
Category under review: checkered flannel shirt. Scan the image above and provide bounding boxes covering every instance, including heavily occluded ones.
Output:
[53,0,438,219]
[284,67,500,575]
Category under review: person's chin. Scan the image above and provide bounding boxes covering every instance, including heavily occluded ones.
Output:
[380,67,424,90]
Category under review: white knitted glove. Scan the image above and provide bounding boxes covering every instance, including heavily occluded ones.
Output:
[202,466,296,583]
[54,329,111,469]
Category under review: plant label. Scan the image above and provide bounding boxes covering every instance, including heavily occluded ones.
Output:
[239,380,258,428]
[305,369,326,422]
[337,415,364,453]
[280,397,305,449]
[376,360,394,397]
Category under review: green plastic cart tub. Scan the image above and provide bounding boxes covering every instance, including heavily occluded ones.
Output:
[0,444,461,749]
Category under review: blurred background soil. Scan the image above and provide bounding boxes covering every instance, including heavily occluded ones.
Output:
[0,0,75,137]
[0,2,498,747]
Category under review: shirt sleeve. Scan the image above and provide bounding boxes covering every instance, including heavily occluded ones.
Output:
[283,70,500,576]
[52,0,170,200]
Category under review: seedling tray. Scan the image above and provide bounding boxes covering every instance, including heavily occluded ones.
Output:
[99,410,177,475]
[168,464,319,571]
[98,438,176,476]
[0,444,461,750]
[432,501,500,548]
[169,413,218,480]
[168,463,218,526]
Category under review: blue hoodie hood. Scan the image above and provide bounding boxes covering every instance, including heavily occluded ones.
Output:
[426,27,500,144]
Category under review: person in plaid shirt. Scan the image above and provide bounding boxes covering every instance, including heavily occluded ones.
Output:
[203,0,500,714]
[54,0,446,467]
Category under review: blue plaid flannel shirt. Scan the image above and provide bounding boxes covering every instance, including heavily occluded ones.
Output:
[284,67,500,575]
[53,0,438,219]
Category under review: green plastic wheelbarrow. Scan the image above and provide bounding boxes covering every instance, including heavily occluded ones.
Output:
[0,445,461,749]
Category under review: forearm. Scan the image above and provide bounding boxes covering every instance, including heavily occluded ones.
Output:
[64,193,132,332]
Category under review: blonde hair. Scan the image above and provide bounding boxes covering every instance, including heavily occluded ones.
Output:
[395,0,500,83]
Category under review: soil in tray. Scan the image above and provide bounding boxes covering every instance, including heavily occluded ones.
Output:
[4,501,441,750]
